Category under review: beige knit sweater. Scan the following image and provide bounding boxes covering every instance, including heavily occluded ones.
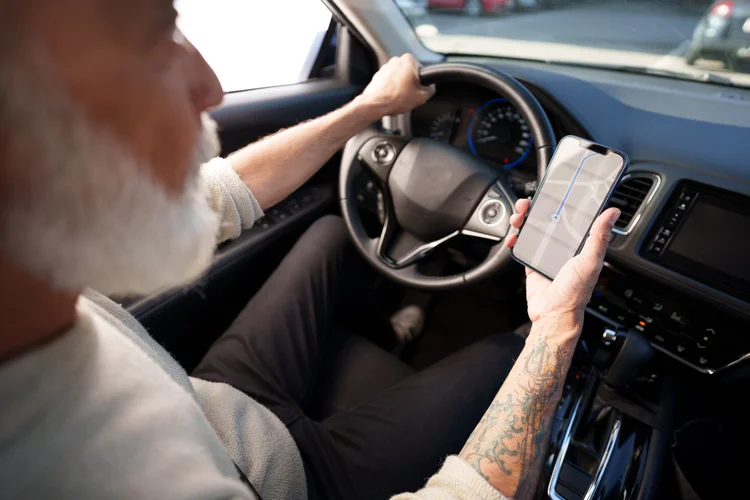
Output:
[0,157,509,500]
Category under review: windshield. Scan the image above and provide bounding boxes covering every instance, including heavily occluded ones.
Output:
[394,0,750,88]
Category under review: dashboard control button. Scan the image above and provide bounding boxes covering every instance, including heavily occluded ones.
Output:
[639,314,654,324]
[695,326,717,348]
[669,310,689,326]
[679,189,697,203]
[650,244,663,254]
[676,202,687,211]
[656,237,666,245]
[630,293,645,306]
[647,327,679,352]
[661,228,672,237]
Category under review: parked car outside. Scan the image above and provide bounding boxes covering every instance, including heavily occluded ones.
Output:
[427,0,514,16]
[686,0,750,69]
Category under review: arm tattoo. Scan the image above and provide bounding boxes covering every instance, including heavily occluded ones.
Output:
[459,336,570,499]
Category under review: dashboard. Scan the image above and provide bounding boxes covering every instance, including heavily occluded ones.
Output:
[412,84,537,182]
[398,59,750,375]
[411,82,578,193]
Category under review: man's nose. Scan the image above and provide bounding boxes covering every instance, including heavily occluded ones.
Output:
[181,34,223,112]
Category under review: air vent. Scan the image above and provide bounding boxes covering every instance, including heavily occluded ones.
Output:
[608,174,660,234]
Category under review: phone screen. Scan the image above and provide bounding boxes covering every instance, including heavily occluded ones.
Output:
[512,137,627,279]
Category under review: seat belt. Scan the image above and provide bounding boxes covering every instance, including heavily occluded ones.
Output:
[233,461,263,500]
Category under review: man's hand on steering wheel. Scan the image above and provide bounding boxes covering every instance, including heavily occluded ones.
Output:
[505,199,622,328]
[340,62,557,289]
[358,54,436,116]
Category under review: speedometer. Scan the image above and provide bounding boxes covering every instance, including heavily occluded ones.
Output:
[468,98,532,169]
[429,110,460,143]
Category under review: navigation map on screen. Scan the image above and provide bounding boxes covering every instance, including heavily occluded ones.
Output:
[513,140,625,278]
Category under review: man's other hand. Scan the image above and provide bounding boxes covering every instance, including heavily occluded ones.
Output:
[359,54,436,116]
[505,199,621,327]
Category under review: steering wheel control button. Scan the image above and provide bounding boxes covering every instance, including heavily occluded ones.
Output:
[480,200,504,226]
[464,189,511,240]
[357,135,409,184]
[486,187,502,199]
[372,141,396,164]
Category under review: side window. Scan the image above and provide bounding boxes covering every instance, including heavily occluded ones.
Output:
[176,0,334,93]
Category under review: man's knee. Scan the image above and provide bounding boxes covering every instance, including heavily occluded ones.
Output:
[464,333,525,375]
[481,332,525,353]
[307,214,348,241]
[293,215,352,264]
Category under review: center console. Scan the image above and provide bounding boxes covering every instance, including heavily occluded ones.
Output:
[543,327,674,500]
[587,263,750,374]
[586,180,750,375]
[542,179,750,498]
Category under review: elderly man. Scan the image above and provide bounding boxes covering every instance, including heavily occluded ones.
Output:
[0,1,620,499]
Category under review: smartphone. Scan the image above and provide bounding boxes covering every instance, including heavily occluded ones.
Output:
[511,135,629,280]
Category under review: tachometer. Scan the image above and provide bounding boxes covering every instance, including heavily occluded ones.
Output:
[429,110,461,143]
[468,98,532,169]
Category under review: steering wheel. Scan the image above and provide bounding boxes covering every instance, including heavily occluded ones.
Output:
[339,63,556,290]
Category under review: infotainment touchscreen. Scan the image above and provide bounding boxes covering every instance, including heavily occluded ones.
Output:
[668,200,750,283]
[643,181,750,301]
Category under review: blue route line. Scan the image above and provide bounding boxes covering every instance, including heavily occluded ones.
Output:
[554,152,598,217]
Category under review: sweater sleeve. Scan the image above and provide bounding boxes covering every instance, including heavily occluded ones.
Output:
[200,157,264,245]
[391,456,511,500]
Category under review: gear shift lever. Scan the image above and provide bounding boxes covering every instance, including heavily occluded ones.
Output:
[602,328,654,389]
[548,329,658,500]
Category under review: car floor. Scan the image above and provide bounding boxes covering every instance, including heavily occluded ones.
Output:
[397,269,530,370]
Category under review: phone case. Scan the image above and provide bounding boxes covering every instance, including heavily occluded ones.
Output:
[510,135,630,280]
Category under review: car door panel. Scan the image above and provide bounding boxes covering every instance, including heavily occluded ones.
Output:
[128,79,362,371]
[215,79,361,154]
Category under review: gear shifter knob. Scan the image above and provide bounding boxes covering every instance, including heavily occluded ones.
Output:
[603,329,654,389]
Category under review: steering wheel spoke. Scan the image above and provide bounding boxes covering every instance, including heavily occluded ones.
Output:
[461,181,515,242]
[376,202,457,269]
[340,63,555,290]
[357,134,410,185]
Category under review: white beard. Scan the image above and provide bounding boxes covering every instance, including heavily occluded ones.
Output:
[0,68,221,297]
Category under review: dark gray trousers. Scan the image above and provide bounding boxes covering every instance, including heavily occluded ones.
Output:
[194,215,523,500]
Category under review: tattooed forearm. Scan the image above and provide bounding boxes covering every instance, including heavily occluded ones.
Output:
[459,326,576,499]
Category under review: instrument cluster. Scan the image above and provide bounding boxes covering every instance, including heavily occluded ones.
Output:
[411,83,538,185]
